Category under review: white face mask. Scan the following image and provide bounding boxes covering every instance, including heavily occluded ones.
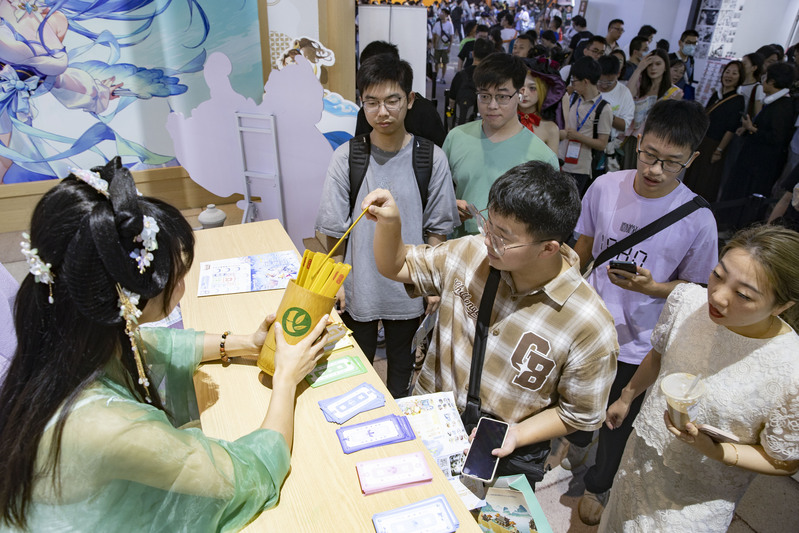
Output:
[681,44,696,57]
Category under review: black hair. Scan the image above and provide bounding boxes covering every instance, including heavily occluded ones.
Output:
[488,161,580,243]
[0,158,194,528]
[587,35,607,48]
[639,48,672,99]
[514,32,536,52]
[476,24,490,34]
[571,15,586,28]
[357,54,413,96]
[360,40,400,64]
[598,55,621,76]
[572,56,602,84]
[680,29,699,41]
[524,29,538,42]
[474,53,527,91]
[464,20,477,35]
[637,25,657,38]
[770,43,786,60]
[502,13,514,26]
[629,36,648,55]
[551,16,562,29]
[656,38,670,52]
[765,62,796,89]
[642,99,709,152]
[607,19,624,30]
[540,30,558,44]
[473,37,495,61]
[743,52,764,79]
[722,60,745,90]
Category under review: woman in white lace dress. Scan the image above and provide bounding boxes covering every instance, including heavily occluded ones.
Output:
[599,225,799,532]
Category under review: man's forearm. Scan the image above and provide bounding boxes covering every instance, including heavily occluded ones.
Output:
[511,407,576,448]
[373,219,408,281]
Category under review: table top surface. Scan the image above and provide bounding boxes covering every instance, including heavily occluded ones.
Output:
[180,220,480,532]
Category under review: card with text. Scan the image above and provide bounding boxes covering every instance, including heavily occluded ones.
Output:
[306,355,367,387]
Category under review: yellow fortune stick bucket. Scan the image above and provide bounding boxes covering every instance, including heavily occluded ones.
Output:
[257,208,365,375]
[257,280,336,375]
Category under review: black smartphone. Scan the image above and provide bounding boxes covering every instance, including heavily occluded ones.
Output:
[462,417,509,482]
[609,260,637,274]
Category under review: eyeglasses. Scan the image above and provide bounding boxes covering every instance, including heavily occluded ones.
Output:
[363,95,405,113]
[585,47,605,56]
[636,143,690,173]
[610,26,625,33]
[476,90,519,107]
[470,206,545,257]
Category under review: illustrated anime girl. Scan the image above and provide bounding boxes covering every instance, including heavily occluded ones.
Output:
[0,0,209,183]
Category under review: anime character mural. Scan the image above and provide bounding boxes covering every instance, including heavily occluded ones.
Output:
[0,0,211,183]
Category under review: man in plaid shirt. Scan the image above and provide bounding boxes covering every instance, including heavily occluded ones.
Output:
[364,161,618,482]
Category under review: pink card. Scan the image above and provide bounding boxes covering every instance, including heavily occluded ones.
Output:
[356,452,433,495]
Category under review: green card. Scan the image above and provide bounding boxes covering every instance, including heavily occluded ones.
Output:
[306,355,367,387]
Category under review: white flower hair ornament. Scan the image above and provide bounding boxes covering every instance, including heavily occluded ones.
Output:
[70,167,110,197]
[20,232,54,303]
[130,215,159,274]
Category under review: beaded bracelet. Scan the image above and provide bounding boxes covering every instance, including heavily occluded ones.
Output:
[725,443,739,467]
[220,331,231,363]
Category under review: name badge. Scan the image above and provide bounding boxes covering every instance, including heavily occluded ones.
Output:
[565,140,581,164]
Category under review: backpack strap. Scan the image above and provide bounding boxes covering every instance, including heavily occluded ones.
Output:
[348,134,435,215]
[592,99,609,139]
[348,134,371,216]
[412,136,434,211]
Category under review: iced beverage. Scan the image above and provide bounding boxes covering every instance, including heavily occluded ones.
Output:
[660,373,705,430]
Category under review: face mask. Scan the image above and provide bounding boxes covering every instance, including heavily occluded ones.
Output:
[681,44,696,56]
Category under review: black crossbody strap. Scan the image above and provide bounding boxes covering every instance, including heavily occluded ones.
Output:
[463,267,501,423]
[593,195,709,268]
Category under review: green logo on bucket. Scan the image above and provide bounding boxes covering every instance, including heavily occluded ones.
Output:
[282,307,312,336]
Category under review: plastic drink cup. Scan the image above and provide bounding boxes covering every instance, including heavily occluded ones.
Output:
[660,373,706,430]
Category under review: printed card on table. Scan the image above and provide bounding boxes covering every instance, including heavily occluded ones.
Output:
[356,451,433,495]
[335,414,415,454]
[197,251,299,297]
[319,382,385,424]
[306,355,367,388]
[372,494,459,533]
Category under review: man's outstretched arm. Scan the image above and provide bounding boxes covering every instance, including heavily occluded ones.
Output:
[362,188,413,284]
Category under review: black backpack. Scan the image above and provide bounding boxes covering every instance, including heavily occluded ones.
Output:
[454,67,478,125]
[347,134,435,215]
[569,93,609,178]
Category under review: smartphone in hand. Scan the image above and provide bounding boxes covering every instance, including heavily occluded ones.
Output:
[609,260,637,274]
[462,417,509,483]
[696,424,741,443]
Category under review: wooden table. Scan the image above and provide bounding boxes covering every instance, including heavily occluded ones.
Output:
[181,220,480,532]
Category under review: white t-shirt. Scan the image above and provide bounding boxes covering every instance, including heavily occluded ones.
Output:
[598,81,635,138]
[576,170,719,365]
[432,19,455,50]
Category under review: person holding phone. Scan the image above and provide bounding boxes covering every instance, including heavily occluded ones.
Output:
[599,225,799,532]
[366,161,619,487]
[567,99,719,525]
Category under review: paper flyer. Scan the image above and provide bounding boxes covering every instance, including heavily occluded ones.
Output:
[197,251,299,296]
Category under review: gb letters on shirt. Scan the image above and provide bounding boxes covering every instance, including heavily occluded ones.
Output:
[509,331,555,391]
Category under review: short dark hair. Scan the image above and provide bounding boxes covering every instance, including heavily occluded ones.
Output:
[766,62,797,89]
[464,20,477,35]
[488,161,580,243]
[524,29,538,42]
[608,19,624,29]
[680,29,699,41]
[637,25,657,38]
[587,35,607,48]
[642,99,709,152]
[540,30,558,44]
[360,41,399,63]
[552,16,562,29]
[476,24,489,34]
[474,53,527,91]
[473,37,495,61]
[572,15,586,28]
[572,56,602,84]
[598,55,621,76]
[722,60,745,90]
[656,38,670,52]
[516,33,536,47]
[757,45,781,62]
[630,36,648,55]
[357,54,413,95]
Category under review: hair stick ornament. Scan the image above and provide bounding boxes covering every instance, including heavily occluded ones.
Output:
[20,232,55,303]
[116,284,152,403]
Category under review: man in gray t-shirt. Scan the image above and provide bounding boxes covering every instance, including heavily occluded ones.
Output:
[315,55,459,398]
